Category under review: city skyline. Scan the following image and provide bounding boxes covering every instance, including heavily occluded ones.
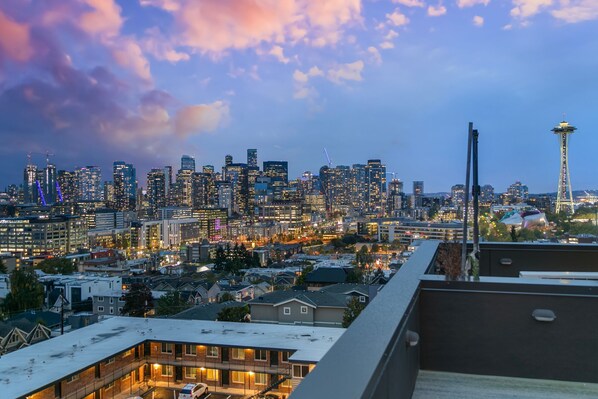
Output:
[0,1,597,192]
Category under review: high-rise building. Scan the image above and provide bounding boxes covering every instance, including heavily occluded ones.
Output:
[412,181,424,208]
[203,165,215,174]
[225,163,249,215]
[247,149,258,168]
[147,169,166,219]
[387,179,404,215]
[174,169,193,207]
[23,163,38,204]
[217,181,233,215]
[506,181,528,203]
[321,165,351,213]
[57,170,79,203]
[163,166,173,202]
[112,161,137,211]
[480,184,495,204]
[366,160,387,214]
[43,163,57,204]
[451,184,466,208]
[350,164,367,212]
[263,161,288,200]
[104,181,115,207]
[76,166,102,201]
[181,155,195,172]
[225,155,233,167]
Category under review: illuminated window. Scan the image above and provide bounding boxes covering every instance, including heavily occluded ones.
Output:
[162,365,173,377]
[254,373,268,385]
[232,371,245,383]
[206,369,219,381]
[184,367,196,379]
[232,348,245,360]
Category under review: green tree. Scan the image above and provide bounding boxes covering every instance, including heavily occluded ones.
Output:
[295,265,314,287]
[0,259,7,274]
[156,291,190,316]
[214,247,226,271]
[356,246,373,267]
[122,283,153,317]
[3,267,44,314]
[342,297,366,328]
[219,292,236,303]
[217,304,250,322]
[346,267,364,283]
[371,244,380,253]
[35,258,76,274]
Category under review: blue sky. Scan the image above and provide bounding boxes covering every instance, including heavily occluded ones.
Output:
[0,0,596,193]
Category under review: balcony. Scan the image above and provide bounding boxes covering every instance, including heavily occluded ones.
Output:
[290,241,598,398]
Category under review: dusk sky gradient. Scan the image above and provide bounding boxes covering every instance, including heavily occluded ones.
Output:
[0,0,597,193]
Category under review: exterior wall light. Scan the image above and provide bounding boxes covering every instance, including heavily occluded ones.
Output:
[532,309,556,322]
[405,330,419,347]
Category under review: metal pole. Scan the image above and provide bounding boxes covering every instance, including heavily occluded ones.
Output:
[461,123,473,276]
[472,129,480,279]
[60,293,64,335]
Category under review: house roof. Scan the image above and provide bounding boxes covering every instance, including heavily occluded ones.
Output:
[172,301,246,321]
[320,283,380,297]
[0,317,344,399]
[249,290,348,308]
[305,267,351,284]
[8,310,61,328]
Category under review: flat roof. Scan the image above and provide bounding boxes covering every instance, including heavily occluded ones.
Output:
[0,317,344,398]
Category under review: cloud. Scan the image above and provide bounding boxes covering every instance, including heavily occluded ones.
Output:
[551,0,598,23]
[77,0,123,39]
[457,0,490,7]
[392,0,426,7]
[112,38,152,81]
[174,102,230,137]
[327,60,365,84]
[293,66,324,100]
[510,0,553,18]
[141,0,362,55]
[380,41,395,49]
[0,9,33,63]
[260,45,290,64]
[428,4,448,16]
[367,46,383,65]
[385,30,400,40]
[473,15,485,26]
[142,27,190,63]
[386,9,411,26]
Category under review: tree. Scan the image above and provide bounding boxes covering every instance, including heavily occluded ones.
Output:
[346,267,363,283]
[219,292,236,303]
[295,265,314,287]
[156,291,191,316]
[122,283,153,317]
[35,258,76,274]
[371,244,380,253]
[217,305,250,322]
[0,259,7,274]
[214,247,226,271]
[356,246,373,267]
[342,297,366,328]
[2,267,44,314]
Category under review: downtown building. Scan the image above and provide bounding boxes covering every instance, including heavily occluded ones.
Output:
[112,162,137,211]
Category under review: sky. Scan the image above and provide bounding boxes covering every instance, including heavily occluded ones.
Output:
[0,0,597,193]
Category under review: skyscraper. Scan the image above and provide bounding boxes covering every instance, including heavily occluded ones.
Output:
[412,181,424,208]
[23,163,38,204]
[147,169,166,219]
[181,155,195,172]
[263,161,288,200]
[247,149,258,168]
[387,179,404,216]
[163,165,173,203]
[350,164,367,212]
[366,159,387,214]
[43,163,57,204]
[57,170,79,203]
[174,169,193,207]
[76,166,102,201]
[225,155,233,167]
[113,161,137,211]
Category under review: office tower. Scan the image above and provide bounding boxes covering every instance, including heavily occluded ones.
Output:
[387,179,404,215]
[480,184,495,204]
[181,155,195,172]
[113,161,137,211]
[57,170,79,203]
[224,163,249,214]
[43,163,57,204]
[225,155,233,167]
[203,165,215,174]
[174,169,193,207]
[76,166,102,201]
[23,163,38,204]
[163,166,173,201]
[350,164,367,212]
[413,181,424,208]
[552,120,577,213]
[451,184,466,208]
[104,181,115,207]
[247,166,260,216]
[320,165,351,213]
[217,181,233,215]
[263,161,288,200]
[506,181,528,203]
[247,149,258,168]
[366,160,387,214]
[192,172,211,208]
[147,169,166,219]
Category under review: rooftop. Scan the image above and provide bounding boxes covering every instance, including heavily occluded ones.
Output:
[0,317,344,399]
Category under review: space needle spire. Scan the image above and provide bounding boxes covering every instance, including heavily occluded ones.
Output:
[552,120,576,213]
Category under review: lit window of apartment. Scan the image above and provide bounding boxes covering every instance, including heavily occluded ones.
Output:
[161,342,173,353]
[185,344,197,355]
[255,349,267,361]
[255,372,268,385]
[280,378,292,388]
[232,347,245,360]
[206,346,218,358]
[184,367,196,379]
[162,365,173,377]
[232,371,245,383]
[293,365,310,379]
[206,369,219,381]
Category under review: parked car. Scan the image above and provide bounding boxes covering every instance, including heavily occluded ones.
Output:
[178,383,208,399]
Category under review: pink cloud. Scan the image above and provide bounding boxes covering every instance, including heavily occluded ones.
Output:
[0,9,33,62]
